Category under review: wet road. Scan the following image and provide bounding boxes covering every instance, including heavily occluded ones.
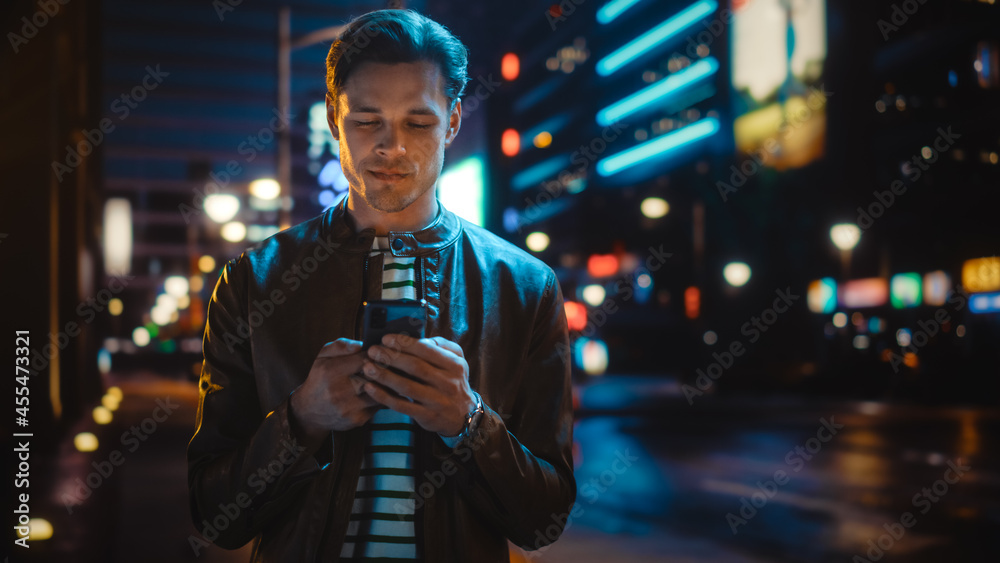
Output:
[522,376,1000,562]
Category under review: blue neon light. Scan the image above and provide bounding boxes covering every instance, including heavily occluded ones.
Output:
[981,45,992,83]
[596,0,718,76]
[523,112,574,145]
[596,117,719,176]
[511,154,572,191]
[597,57,718,126]
[597,0,643,24]
[969,292,1000,313]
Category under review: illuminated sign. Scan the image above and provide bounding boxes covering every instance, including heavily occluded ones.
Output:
[807,277,837,313]
[574,337,609,375]
[969,292,1000,314]
[596,0,718,76]
[597,117,720,176]
[438,157,485,226]
[923,270,951,306]
[564,301,588,331]
[962,257,1000,293]
[597,0,643,24]
[731,0,827,170]
[587,254,620,278]
[597,57,719,126]
[839,278,888,308]
[308,102,337,164]
[890,273,922,309]
[685,286,700,319]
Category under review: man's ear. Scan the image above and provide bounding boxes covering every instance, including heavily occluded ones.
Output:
[444,98,462,148]
[326,93,340,141]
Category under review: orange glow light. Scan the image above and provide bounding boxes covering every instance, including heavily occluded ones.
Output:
[587,254,619,278]
[564,301,587,331]
[685,286,700,319]
[501,129,520,157]
[533,131,552,149]
[501,53,520,81]
[962,257,1000,293]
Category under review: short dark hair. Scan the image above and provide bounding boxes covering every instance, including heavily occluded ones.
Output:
[326,9,469,112]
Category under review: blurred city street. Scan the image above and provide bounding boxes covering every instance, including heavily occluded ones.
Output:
[4,0,1000,560]
[65,371,996,562]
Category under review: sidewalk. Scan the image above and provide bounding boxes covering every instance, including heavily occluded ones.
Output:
[108,373,251,562]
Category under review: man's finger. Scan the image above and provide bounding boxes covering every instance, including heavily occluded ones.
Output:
[367,350,439,387]
[355,392,380,408]
[429,336,465,358]
[363,360,433,402]
[364,381,422,418]
[349,377,382,407]
[316,338,363,358]
[349,374,369,396]
[378,335,461,369]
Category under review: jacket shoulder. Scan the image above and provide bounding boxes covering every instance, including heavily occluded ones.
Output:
[227,210,333,285]
[458,220,558,295]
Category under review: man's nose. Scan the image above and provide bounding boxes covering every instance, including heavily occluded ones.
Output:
[375,124,406,158]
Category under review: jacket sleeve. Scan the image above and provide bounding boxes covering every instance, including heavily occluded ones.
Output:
[186,255,323,549]
[453,270,577,550]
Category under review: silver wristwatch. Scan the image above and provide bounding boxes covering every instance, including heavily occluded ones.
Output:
[455,391,484,443]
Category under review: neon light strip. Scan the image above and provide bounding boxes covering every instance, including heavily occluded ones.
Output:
[512,154,572,190]
[596,0,717,76]
[597,57,718,126]
[523,112,574,145]
[597,0,643,24]
[597,117,719,176]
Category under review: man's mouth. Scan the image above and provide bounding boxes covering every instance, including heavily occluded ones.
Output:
[368,170,410,182]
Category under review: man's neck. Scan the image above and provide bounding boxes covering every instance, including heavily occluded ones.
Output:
[345,193,439,236]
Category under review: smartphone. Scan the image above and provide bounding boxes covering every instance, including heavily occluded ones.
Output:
[362,300,427,351]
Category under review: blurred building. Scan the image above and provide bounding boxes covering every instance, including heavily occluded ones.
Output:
[487,0,1000,399]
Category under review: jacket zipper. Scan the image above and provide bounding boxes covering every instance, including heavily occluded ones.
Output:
[415,255,422,302]
[354,253,369,339]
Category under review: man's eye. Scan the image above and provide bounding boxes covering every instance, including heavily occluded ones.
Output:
[354,121,378,127]
[410,123,432,130]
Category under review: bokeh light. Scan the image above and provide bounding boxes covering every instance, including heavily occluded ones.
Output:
[526,232,550,252]
[640,197,669,219]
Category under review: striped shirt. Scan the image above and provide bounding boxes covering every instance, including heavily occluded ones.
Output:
[340,235,420,561]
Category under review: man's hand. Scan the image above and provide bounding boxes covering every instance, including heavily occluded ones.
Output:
[361,334,477,437]
[290,338,380,448]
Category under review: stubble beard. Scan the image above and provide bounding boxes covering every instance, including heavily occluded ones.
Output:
[363,180,432,214]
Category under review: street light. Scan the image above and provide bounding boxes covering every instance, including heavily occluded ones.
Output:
[830,224,861,251]
[249,178,281,200]
[641,197,669,219]
[164,275,189,297]
[204,194,240,223]
[723,261,751,287]
[525,232,550,252]
[103,198,132,275]
[830,223,861,280]
[221,221,247,242]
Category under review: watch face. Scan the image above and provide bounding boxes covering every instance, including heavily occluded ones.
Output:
[469,403,483,427]
[459,392,483,440]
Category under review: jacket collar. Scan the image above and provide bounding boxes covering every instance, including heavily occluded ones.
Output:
[322,194,463,257]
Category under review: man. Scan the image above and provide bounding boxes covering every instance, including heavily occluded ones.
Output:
[187,9,576,562]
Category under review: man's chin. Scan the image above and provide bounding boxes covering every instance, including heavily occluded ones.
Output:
[364,192,415,214]
[362,184,433,215]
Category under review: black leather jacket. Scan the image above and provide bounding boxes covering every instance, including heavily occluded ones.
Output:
[187,198,576,561]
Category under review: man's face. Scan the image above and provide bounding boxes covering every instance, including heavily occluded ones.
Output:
[327,60,461,215]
